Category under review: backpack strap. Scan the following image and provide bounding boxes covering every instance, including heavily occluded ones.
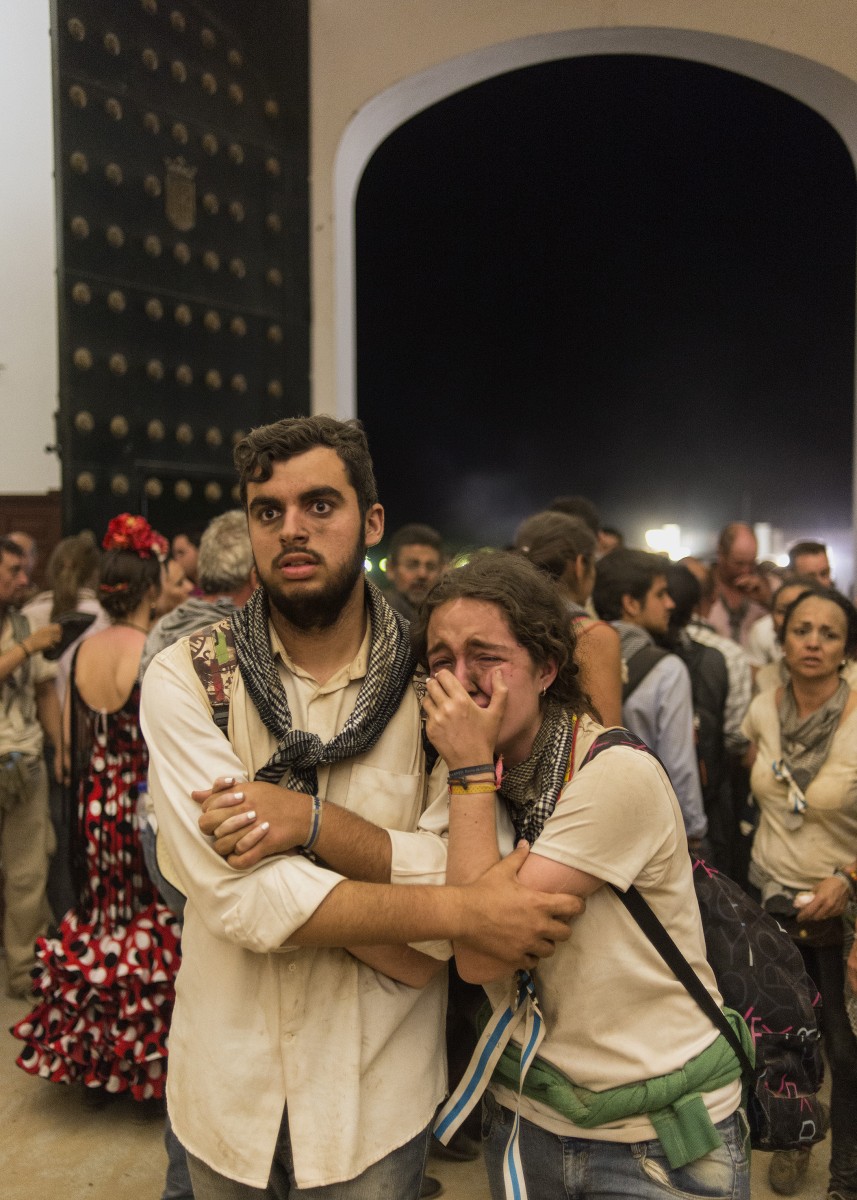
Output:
[580,726,668,775]
[613,883,755,1079]
[579,728,754,1079]
[623,643,669,701]
[187,618,239,734]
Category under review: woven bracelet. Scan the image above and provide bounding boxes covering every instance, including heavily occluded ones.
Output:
[448,782,497,796]
[447,763,496,781]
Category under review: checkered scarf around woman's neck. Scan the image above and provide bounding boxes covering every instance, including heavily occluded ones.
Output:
[229,578,415,791]
[499,700,576,845]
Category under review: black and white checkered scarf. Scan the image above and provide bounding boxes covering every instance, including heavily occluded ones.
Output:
[230,578,415,792]
[499,701,576,845]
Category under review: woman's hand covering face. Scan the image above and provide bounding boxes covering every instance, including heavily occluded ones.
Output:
[422,667,508,772]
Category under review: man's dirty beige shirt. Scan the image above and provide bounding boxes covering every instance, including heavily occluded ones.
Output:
[142,619,449,1190]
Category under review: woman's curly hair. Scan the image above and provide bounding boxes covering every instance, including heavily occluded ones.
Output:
[410,551,589,714]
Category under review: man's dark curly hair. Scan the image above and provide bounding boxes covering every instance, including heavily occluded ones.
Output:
[410,551,588,713]
[234,415,378,516]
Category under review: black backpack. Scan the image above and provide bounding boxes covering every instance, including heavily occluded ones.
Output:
[688,856,826,1151]
[672,636,729,808]
[582,729,826,1153]
[622,643,669,701]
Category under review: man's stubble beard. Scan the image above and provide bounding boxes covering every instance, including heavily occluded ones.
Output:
[262,537,367,632]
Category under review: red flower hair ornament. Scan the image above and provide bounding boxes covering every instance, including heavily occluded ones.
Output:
[102,513,167,560]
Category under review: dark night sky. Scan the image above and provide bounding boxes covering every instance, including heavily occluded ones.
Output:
[355,54,856,564]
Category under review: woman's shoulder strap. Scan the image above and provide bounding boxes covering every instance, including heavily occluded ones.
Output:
[580,727,669,780]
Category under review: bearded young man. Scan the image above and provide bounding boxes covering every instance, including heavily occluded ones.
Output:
[141,416,578,1200]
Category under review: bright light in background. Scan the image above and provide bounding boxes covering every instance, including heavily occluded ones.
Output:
[363,557,373,571]
[629,521,852,593]
[378,557,388,574]
[644,524,690,561]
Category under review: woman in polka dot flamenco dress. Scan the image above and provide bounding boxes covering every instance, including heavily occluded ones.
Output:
[13,515,181,1102]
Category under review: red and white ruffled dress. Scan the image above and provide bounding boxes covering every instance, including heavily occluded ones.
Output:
[13,675,180,1100]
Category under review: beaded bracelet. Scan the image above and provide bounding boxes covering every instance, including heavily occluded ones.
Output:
[448,782,497,797]
[301,794,324,852]
[447,763,496,781]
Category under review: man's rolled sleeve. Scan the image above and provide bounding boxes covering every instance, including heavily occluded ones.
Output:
[388,761,450,960]
[389,764,449,886]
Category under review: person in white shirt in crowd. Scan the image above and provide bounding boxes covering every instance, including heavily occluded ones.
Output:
[141,415,579,1200]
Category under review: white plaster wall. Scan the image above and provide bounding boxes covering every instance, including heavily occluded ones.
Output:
[0,0,59,493]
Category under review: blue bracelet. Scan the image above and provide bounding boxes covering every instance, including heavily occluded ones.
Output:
[302,794,324,852]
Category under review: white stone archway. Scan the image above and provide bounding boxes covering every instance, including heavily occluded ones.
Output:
[332,25,857,568]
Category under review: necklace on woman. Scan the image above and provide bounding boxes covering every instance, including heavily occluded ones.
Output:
[115,620,149,635]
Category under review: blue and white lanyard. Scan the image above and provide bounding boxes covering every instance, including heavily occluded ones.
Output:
[434,970,545,1200]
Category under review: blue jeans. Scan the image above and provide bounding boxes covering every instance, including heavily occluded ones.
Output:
[164,1110,195,1199]
[138,823,193,1198]
[481,1090,750,1200]
[140,818,187,920]
[187,1110,432,1199]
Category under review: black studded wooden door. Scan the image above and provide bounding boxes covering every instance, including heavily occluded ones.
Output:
[53,0,309,538]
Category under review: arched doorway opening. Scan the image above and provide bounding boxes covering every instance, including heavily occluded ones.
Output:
[336,30,857,577]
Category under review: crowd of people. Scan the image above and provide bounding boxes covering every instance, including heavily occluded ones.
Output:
[0,414,856,1200]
